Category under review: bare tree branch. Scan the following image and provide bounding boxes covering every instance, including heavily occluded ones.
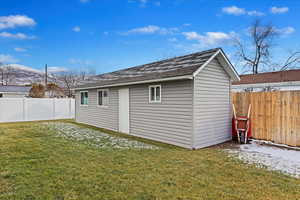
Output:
[234,19,277,74]
[280,51,300,70]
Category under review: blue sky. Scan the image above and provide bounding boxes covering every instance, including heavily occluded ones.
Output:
[0,0,299,74]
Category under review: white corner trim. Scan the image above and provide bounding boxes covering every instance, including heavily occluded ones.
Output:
[192,49,220,77]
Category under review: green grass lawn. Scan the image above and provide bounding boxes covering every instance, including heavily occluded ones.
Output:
[0,121,299,200]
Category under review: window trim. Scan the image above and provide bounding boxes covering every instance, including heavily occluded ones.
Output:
[80,91,89,106]
[149,85,161,103]
[97,89,109,107]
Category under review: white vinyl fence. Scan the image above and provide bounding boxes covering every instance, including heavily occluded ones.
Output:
[0,98,75,123]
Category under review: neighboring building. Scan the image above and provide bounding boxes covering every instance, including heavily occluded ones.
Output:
[232,69,300,92]
[0,85,31,98]
[74,48,240,149]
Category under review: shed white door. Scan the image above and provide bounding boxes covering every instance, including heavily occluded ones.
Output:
[119,88,130,134]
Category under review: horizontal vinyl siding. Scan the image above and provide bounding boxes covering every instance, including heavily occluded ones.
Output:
[75,88,118,131]
[193,59,232,149]
[130,80,193,148]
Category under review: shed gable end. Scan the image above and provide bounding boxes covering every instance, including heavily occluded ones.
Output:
[193,58,232,149]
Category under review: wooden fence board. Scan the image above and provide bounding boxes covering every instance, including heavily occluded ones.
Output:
[232,91,300,147]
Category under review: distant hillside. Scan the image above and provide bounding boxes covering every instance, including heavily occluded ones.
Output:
[0,64,98,87]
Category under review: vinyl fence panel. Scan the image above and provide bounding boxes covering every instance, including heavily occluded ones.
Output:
[0,98,75,123]
[0,98,24,122]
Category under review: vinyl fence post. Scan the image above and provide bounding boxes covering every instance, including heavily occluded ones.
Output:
[69,98,71,119]
[23,98,26,121]
[53,98,56,120]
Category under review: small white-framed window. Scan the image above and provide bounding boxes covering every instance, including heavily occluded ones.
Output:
[149,85,161,103]
[80,91,88,105]
[97,89,109,106]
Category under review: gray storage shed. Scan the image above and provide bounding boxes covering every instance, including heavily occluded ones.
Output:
[74,48,240,149]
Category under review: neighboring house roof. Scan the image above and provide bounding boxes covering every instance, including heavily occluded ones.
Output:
[232,69,300,85]
[74,48,239,90]
[0,85,31,93]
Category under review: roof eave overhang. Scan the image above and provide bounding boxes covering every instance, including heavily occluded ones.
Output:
[73,75,193,91]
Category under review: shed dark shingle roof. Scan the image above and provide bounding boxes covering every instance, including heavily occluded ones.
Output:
[0,85,31,93]
[75,48,221,89]
[232,69,300,85]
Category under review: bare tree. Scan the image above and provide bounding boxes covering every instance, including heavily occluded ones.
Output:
[234,19,278,74]
[234,19,300,74]
[0,62,3,85]
[59,71,80,97]
[279,51,300,70]
[0,65,15,85]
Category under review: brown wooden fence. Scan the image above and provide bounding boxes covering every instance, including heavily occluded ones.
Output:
[232,91,300,147]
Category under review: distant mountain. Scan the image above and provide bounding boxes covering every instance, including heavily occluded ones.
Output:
[0,64,98,86]
[0,64,45,85]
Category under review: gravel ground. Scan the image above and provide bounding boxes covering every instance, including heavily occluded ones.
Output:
[43,122,160,150]
[225,141,300,178]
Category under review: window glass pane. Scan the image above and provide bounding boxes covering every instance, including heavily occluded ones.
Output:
[103,90,108,97]
[81,93,84,104]
[150,87,155,101]
[81,92,88,105]
[98,91,103,105]
[156,86,160,101]
[103,96,108,105]
[84,92,88,105]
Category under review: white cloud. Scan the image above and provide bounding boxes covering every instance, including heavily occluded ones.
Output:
[168,37,178,42]
[69,58,92,66]
[0,32,36,40]
[0,54,18,63]
[14,47,27,52]
[222,6,264,16]
[0,15,36,30]
[80,0,90,3]
[126,25,160,34]
[128,0,159,7]
[48,66,69,73]
[123,25,178,35]
[183,23,191,27]
[154,1,161,6]
[247,10,265,16]
[182,31,234,46]
[72,26,81,32]
[270,6,289,14]
[183,32,202,40]
[276,26,295,35]
[222,6,246,15]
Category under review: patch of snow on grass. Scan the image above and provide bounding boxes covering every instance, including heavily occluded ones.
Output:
[226,141,300,178]
[43,122,160,150]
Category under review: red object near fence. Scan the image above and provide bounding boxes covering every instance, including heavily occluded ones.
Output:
[232,116,252,138]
